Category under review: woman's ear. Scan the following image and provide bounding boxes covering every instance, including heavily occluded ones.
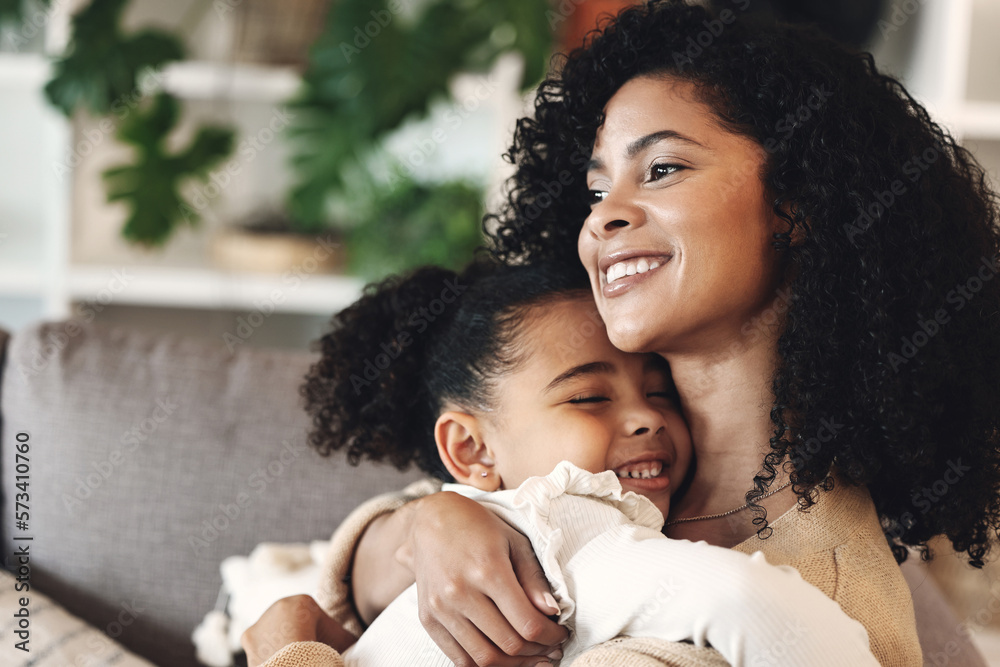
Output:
[774,200,807,249]
[435,411,499,491]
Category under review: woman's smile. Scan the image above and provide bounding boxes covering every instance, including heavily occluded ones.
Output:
[600,252,674,297]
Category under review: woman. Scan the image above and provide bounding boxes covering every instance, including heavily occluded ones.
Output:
[246,1,1000,666]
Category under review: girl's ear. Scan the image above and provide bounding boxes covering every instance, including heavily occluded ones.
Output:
[435,411,499,491]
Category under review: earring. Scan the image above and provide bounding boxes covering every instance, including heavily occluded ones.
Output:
[480,471,488,477]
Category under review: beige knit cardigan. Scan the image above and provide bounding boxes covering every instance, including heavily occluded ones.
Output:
[262,477,921,666]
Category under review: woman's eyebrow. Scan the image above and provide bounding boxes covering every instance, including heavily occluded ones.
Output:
[626,129,706,158]
[587,129,707,173]
[544,361,615,393]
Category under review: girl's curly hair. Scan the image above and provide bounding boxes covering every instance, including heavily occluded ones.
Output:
[486,0,1000,565]
[302,259,590,482]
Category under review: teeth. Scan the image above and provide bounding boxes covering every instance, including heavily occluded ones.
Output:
[605,257,667,285]
[614,461,664,479]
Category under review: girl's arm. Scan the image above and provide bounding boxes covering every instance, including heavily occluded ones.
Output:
[567,531,878,667]
[352,491,568,666]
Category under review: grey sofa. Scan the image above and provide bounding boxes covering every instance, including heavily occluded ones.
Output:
[0,321,423,666]
[0,321,988,666]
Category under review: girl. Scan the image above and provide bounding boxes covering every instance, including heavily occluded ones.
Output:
[286,259,877,666]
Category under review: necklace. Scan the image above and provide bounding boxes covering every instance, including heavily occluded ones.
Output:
[664,480,793,527]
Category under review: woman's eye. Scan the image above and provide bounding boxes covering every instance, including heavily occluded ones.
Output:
[647,391,676,402]
[588,189,607,206]
[569,395,609,404]
[650,163,682,181]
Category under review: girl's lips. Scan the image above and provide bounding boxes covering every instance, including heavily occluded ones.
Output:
[612,456,672,493]
[617,469,671,493]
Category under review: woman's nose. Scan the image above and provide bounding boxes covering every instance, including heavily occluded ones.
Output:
[583,189,645,240]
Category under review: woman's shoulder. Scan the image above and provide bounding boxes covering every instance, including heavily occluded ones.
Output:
[733,476,881,560]
[733,477,922,667]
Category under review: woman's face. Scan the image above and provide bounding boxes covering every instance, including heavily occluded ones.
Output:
[578,75,787,355]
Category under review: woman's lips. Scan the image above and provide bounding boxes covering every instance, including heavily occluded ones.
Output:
[604,256,669,284]
[601,255,672,297]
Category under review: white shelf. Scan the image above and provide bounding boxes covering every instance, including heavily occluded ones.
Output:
[0,56,301,102]
[66,264,363,315]
[953,101,1000,139]
[0,53,50,87]
[160,61,301,102]
[0,265,45,296]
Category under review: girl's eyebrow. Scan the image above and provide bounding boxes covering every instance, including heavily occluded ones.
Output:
[544,361,615,393]
[587,129,706,172]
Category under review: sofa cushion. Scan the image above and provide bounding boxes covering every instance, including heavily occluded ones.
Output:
[0,322,424,667]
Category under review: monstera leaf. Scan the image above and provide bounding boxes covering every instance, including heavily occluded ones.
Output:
[42,0,235,246]
[103,94,233,246]
[44,0,182,117]
[287,0,552,230]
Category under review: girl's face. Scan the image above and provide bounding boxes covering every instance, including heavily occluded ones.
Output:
[578,75,787,355]
[481,296,691,518]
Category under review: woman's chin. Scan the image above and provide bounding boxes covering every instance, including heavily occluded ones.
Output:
[606,322,658,354]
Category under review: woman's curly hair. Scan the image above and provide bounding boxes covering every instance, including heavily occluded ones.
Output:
[486,0,1000,565]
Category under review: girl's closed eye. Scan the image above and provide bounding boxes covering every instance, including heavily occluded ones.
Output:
[569,394,610,404]
[646,391,674,399]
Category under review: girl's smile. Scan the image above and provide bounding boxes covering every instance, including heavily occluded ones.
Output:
[455,295,693,518]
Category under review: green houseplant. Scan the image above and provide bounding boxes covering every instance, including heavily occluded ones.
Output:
[19,0,552,267]
[286,0,553,277]
[42,0,234,246]
[0,0,47,26]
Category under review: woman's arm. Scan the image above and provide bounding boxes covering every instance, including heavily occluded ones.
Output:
[354,491,568,666]
[350,501,418,623]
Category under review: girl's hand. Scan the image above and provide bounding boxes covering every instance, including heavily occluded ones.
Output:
[398,491,568,667]
[241,595,356,667]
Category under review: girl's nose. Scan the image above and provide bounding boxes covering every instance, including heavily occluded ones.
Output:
[624,404,668,438]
